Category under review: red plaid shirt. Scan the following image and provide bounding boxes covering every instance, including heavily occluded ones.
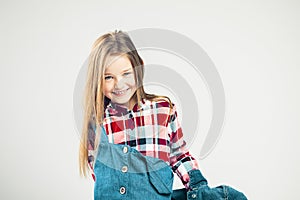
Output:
[88,98,199,189]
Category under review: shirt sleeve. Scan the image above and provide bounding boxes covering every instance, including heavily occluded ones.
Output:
[167,103,199,190]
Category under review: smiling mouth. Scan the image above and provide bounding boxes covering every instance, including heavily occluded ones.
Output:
[112,88,129,95]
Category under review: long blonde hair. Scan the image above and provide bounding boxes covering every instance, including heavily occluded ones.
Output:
[79,30,173,177]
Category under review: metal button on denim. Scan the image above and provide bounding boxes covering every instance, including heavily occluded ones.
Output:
[121,166,128,173]
[120,186,126,194]
[191,193,197,198]
[123,146,128,153]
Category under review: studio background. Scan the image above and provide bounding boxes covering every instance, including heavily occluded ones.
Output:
[0,1,299,199]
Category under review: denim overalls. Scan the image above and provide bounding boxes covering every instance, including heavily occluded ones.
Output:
[94,126,174,199]
[171,170,248,200]
[94,126,247,200]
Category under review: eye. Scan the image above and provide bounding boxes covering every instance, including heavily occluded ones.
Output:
[123,72,132,76]
[104,75,113,80]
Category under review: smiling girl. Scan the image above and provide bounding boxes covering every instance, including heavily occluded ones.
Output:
[79,30,247,200]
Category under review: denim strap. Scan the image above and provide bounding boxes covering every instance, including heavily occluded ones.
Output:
[99,125,109,143]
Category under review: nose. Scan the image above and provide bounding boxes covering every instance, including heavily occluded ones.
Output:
[114,76,125,89]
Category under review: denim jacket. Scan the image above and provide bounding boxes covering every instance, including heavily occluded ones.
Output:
[94,126,247,200]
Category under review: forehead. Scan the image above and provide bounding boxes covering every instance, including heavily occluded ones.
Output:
[105,55,132,72]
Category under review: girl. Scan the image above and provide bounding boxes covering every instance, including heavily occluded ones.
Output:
[79,30,247,200]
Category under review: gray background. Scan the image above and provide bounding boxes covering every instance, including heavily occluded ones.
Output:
[1,0,299,199]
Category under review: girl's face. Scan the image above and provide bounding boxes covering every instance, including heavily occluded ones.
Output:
[102,55,137,108]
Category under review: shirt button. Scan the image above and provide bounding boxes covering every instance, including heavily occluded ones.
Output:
[191,193,197,198]
[119,186,126,194]
[121,166,128,173]
[123,146,128,153]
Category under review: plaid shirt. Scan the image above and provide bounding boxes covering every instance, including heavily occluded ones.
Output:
[88,98,199,189]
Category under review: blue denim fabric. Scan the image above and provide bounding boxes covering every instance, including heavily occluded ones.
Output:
[94,126,247,200]
[172,170,248,200]
[94,126,174,199]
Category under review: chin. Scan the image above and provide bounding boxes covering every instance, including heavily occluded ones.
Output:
[112,97,131,104]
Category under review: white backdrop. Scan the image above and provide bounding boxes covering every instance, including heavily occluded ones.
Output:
[0,0,299,199]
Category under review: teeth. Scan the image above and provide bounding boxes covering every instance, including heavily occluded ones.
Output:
[113,89,127,95]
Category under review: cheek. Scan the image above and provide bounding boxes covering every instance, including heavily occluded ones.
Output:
[129,80,136,87]
[127,77,136,87]
[102,82,114,94]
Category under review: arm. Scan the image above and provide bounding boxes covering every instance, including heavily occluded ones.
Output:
[168,104,199,190]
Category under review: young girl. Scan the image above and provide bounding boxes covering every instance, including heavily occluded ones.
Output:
[79,30,247,200]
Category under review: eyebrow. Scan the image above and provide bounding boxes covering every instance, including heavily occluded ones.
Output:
[104,68,133,75]
[121,68,132,72]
